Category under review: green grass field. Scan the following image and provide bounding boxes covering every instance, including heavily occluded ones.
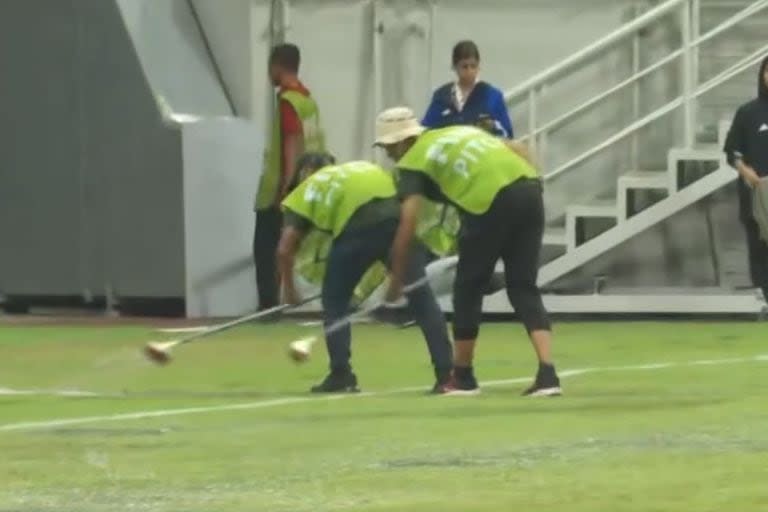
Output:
[1,320,767,511]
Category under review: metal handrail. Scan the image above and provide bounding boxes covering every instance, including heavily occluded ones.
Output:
[543,48,768,181]
[693,0,768,47]
[694,43,768,99]
[503,0,687,102]
[518,49,684,143]
[519,0,768,143]
[544,99,684,181]
[496,0,768,182]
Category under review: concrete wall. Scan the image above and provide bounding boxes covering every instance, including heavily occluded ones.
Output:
[190,0,254,117]
[0,0,185,300]
[182,119,263,317]
[0,0,263,316]
[115,0,232,116]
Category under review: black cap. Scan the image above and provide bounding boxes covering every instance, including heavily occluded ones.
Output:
[295,152,336,174]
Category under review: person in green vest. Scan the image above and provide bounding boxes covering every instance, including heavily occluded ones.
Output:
[374,106,561,397]
[253,43,325,313]
[277,153,453,394]
[290,156,389,309]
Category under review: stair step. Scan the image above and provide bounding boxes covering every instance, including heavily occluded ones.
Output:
[568,200,618,218]
[669,145,723,161]
[619,170,669,190]
[542,228,567,247]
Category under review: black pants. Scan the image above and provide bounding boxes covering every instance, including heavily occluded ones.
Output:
[322,219,453,375]
[253,207,282,310]
[743,217,768,295]
[737,182,768,297]
[453,180,551,340]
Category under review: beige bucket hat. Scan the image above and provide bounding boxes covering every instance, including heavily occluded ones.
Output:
[373,106,426,146]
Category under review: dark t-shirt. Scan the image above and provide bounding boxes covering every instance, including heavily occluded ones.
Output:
[724,97,768,221]
[397,170,448,204]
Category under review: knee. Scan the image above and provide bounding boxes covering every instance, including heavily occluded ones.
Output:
[505,286,551,333]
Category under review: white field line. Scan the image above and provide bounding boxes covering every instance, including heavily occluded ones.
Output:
[0,354,766,433]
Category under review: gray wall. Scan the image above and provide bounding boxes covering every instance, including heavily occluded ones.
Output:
[182,119,262,317]
[0,0,264,315]
[115,0,233,117]
[0,0,185,300]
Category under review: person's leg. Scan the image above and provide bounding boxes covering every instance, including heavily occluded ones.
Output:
[450,211,502,392]
[399,245,454,388]
[743,217,768,299]
[253,207,282,310]
[500,183,560,396]
[313,224,390,392]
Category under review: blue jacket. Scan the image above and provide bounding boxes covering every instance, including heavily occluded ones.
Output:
[422,81,514,138]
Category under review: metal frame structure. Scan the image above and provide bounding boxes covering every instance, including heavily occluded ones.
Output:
[252,0,768,316]
[487,0,768,315]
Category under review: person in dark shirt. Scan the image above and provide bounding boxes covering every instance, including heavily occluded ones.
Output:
[724,56,768,298]
[422,40,513,138]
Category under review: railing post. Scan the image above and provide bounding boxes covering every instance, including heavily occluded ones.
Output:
[538,85,548,172]
[372,1,382,162]
[681,0,695,148]
[528,87,538,161]
[631,4,641,172]
[691,0,700,85]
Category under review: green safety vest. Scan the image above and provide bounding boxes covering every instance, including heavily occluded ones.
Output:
[417,202,460,256]
[256,89,325,210]
[286,161,395,305]
[397,126,538,215]
[281,161,397,238]
[389,167,459,257]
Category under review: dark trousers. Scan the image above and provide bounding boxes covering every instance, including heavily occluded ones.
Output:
[322,219,453,375]
[738,182,768,297]
[743,217,768,296]
[253,207,282,310]
[453,180,551,340]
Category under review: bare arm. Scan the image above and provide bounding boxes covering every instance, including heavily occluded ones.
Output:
[735,158,761,188]
[280,132,305,199]
[276,225,305,303]
[505,139,536,167]
[387,195,422,301]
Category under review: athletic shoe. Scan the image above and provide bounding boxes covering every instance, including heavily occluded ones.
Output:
[438,368,481,396]
[522,364,562,397]
[310,371,360,393]
[428,369,454,395]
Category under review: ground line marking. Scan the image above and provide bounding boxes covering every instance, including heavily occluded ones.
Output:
[0,354,765,433]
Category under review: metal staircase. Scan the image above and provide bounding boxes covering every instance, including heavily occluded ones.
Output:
[474,0,768,314]
[538,122,732,286]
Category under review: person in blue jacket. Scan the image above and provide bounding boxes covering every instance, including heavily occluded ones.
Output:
[422,40,513,138]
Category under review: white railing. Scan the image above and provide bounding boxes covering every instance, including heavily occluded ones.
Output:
[504,0,768,181]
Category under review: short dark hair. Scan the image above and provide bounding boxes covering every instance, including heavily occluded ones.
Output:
[269,43,300,73]
[295,152,336,173]
[452,40,480,66]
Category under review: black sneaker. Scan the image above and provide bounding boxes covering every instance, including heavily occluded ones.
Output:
[522,364,562,397]
[310,371,360,393]
[428,368,453,395]
[439,367,481,396]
